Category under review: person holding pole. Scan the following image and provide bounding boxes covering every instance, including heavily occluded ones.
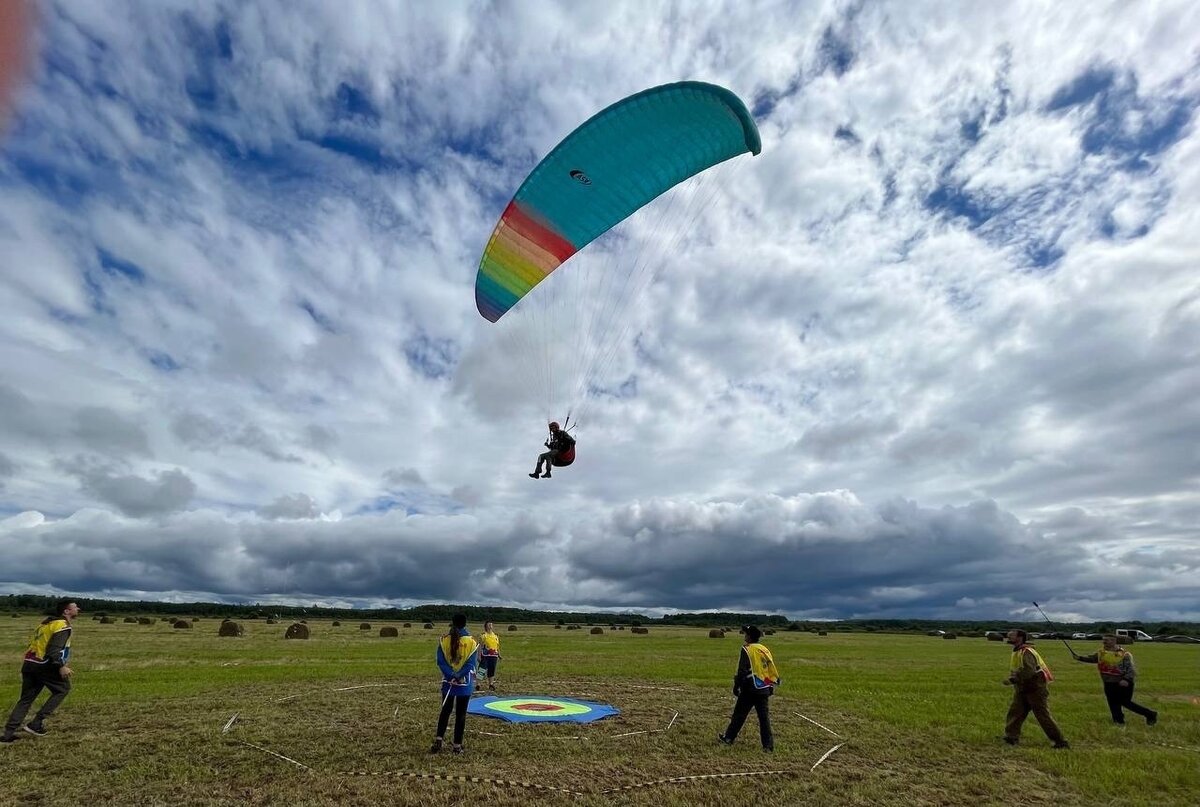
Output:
[1073,635,1158,726]
[430,613,478,755]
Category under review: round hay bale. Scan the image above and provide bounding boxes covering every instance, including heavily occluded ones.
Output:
[943,633,958,640]
[191,618,198,622]
[331,621,341,627]
[123,617,138,623]
[11,614,19,618]
[160,617,172,622]
[618,626,625,631]
[403,622,411,628]
[379,626,398,638]
[631,627,649,635]
[218,621,244,637]
[818,630,828,636]
[173,620,192,629]
[554,625,562,629]
[708,629,725,638]
[566,625,579,631]
[590,627,604,635]
[138,617,154,625]
[423,622,433,630]
[266,619,277,625]
[359,623,371,630]
[765,629,776,635]
[508,625,518,631]
[285,623,310,640]
[100,616,115,624]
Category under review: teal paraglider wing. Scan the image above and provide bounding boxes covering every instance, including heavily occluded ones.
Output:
[475,81,760,323]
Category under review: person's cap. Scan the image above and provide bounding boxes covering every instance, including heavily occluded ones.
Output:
[549,421,560,429]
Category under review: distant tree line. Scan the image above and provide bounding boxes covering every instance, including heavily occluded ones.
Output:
[2,595,1195,635]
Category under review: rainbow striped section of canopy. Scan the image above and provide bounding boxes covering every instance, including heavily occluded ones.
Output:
[475,81,761,322]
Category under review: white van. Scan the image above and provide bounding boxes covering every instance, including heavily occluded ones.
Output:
[1115,628,1153,642]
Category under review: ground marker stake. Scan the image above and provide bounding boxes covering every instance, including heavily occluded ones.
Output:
[221,713,238,734]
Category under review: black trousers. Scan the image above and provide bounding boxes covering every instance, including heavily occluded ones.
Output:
[1103,680,1154,723]
[4,663,71,734]
[436,694,469,745]
[723,689,773,749]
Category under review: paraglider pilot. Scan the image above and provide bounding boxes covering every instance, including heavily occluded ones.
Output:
[530,421,575,479]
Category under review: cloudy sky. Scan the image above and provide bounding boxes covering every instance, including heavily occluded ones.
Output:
[1,1,1197,622]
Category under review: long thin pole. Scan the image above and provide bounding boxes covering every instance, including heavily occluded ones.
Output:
[1032,601,1078,656]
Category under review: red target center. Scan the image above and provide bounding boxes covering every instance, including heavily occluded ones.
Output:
[512,703,565,712]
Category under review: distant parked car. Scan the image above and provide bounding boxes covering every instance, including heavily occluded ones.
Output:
[1115,628,1154,642]
[1072,632,1089,639]
[1155,635,1200,644]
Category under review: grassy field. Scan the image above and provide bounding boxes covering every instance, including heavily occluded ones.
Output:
[1,616,1197,806]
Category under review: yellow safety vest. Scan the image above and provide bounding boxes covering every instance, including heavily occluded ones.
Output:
[746,643,780,690]
[24,618,71,664]
[439,634,479,671]
[480,631,501,657]
[1010,644,1053,682]
[1096,647,1128,677]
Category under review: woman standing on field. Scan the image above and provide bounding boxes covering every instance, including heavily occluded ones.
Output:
[479,621,501,692]
[431,613,478,754]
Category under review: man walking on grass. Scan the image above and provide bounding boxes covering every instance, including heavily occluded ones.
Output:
[1,598,79,744]
[1002,628,1069,748]
[718,625,780,752]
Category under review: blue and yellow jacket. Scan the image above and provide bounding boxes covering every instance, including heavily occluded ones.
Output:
[437,630,479,697]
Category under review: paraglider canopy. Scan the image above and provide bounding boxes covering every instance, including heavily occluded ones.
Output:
[475,81,761,323]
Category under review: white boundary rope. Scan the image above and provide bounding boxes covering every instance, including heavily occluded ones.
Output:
[811,742,845,771]
[600,769,790,794]
[236,740,313,772]
[794,712,842,738]
[1147,740,1200,753]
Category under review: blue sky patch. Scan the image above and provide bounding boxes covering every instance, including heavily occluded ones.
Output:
[97,249,147,284]
[403,332,459,380]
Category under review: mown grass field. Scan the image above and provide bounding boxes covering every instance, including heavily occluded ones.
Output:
[1,616,1197,806]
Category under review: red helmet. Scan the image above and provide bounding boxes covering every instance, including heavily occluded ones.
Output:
[548,422,560,430]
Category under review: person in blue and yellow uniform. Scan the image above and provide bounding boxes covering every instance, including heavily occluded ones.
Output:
[430,613,479,755]
[2,599,80,743]
[478,621,501,692]
[718,625,779,751]
[1002,628,1069,748]
[1074,634,1158,726]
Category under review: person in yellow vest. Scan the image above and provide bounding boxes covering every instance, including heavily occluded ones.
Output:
[430,613,479,755]
[1002,628,1069,748]
[717,625,779,752]
[478,621,501,692]
[2,599,80,743]
[1073,635,1158,726]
